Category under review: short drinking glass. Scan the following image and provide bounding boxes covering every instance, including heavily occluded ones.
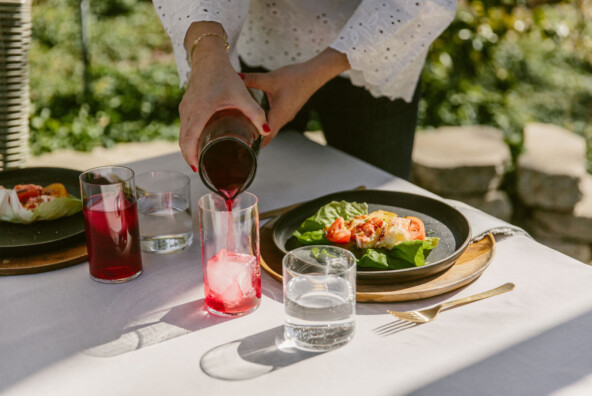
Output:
[79,166,143,283]
[198,192,261,317]
[136,170,193,254]
[282,246,356,351]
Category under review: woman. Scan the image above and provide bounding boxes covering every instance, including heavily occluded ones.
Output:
[153,0,457,179]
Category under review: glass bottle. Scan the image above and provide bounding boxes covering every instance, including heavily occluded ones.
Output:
[197,90,267,201]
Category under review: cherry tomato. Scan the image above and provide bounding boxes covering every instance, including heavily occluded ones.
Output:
[14,184,43,203]
[325,217,352,244]
[405,216,426,241]
[44,183,68,198]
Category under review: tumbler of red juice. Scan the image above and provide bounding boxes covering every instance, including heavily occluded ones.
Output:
[198,192,261,316]
[80,166,143,283]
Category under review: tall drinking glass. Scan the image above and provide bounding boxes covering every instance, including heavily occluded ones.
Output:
[80,166,143,283]
[283,246,356,351]
[198,192,261,317]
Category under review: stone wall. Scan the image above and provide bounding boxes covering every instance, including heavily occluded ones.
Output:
[517,123,592,263]
[412,124,592,264]
[412,125,513,222]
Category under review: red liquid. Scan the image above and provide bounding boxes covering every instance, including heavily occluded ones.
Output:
[225,196,234,211]
[203,197,261,315]
[83,193,143,282]
[204,249,261,315]
[201,138,256,201]
[224,197,235,249]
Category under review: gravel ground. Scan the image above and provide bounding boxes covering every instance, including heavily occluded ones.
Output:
[26,140,180,170]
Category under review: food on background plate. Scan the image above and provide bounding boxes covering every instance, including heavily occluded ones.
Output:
[292,201,439,270]
[0,183,82,224]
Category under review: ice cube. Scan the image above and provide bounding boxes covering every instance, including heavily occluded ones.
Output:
[206,249,234,295]
[236,256,256,297]
[206,249,256,303]
[220,279,244,306]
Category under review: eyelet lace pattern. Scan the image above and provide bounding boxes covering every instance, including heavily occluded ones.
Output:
[153,0,457,102]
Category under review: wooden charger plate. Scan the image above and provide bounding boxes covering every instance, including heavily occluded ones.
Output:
[260,220,495,302]
[0,238,87,275]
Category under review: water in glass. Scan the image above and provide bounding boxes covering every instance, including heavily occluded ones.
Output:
[284,274,355,351]
[138,192,193,254]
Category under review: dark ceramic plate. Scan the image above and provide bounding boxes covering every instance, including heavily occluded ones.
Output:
[272,190,471,285]
[0,167,84,256]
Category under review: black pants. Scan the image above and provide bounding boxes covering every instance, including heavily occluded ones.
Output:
[241,62,421,180]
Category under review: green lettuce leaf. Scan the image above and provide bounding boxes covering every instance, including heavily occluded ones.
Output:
[358,248,391,269]
[297,200,368,232]
[33,196,83,222]
[311,247,339,261]
[358,237,440,270]
[293,229,327,245]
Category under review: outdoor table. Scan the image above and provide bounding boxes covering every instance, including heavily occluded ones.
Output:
[2,131,592,396]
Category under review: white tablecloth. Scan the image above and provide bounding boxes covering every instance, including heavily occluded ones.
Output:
[2,132,592,396]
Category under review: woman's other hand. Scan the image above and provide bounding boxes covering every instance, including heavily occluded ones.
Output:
[241,48,350,147]
[179,22,269,171]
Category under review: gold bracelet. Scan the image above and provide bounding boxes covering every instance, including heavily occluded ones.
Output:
[190,33,230,64]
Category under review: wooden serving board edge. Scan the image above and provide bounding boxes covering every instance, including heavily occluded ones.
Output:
[356,235,495,302]
[0,242,88,275]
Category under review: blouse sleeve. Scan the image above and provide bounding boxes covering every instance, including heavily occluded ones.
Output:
[330,0,457,102]
[152,0,250,86]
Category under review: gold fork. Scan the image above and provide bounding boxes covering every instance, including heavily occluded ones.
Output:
[387,283,515,323]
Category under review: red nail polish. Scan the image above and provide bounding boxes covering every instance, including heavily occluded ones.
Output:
[262,123,271,133]
[190,165,197,173]
[238,73,245,80]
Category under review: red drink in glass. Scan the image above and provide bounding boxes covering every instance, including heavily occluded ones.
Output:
[204,249,261,315]
[198,192,261,317]
[83,192,143,282]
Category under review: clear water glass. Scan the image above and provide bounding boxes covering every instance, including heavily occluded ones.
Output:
[136,170,193,254]
[282,246,356,351]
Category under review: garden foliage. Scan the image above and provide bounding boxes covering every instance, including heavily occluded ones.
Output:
[29,0,591,171]
[30,0,181,154]
[420,0,592,169]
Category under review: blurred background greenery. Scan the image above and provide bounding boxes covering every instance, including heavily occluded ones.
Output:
[28,0,591,170]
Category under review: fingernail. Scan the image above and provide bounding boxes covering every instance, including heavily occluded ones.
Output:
[238,73,245,80]
[262,123,271,133]
[190,165,197,173]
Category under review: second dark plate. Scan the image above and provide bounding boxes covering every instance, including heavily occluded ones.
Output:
[0,167,85,256]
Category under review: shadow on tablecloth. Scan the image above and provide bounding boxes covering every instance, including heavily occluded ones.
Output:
[85,299,231,357]
[201,326,323,381]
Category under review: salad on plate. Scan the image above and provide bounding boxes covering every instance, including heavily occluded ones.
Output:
[0,183,82,224]
[292,200,439,270]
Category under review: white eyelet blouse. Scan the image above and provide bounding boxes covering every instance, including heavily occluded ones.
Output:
[153,0,457,102]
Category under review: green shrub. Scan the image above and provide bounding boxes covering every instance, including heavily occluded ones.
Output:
[29,0,182,155]
[28,0,592,174]
[420,0,592,170]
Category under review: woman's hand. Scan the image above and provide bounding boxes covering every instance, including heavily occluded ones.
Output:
[179,22,269,171]
[241,48,350,147]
